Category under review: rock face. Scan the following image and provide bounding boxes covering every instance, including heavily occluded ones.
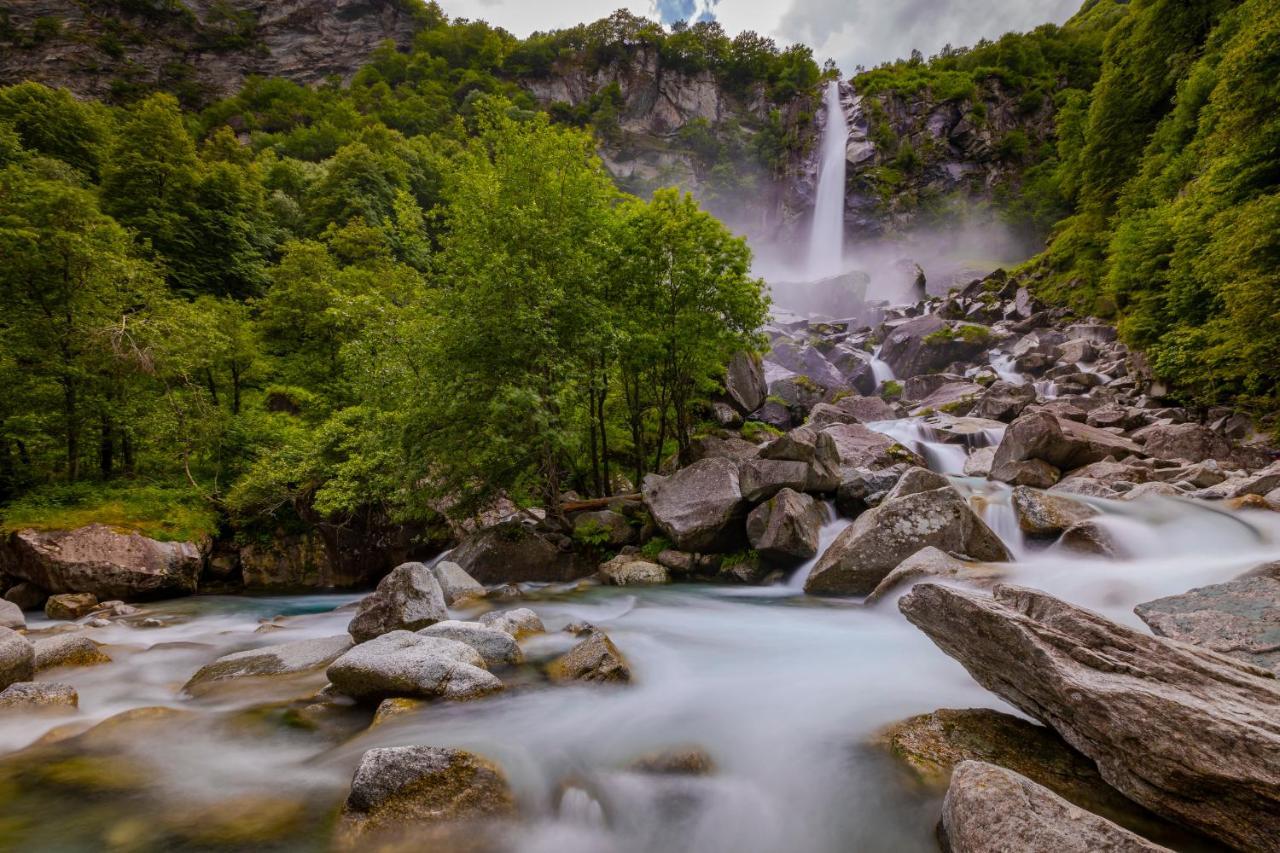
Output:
[898,583,1280,851]
[642,457,746,552]
[417,621,522,669]
[1139,423,1235,463]
[347,562,448,643]
[183,635,354,692]
[1135,576,1280,674]
[548,631,631,684]
[449,522,593,585]
[338,746,515,844]
[805,479,1010,596]
[326,632,501,702]
[940,761,1172,853]
[0,628,34,691]
[4,526,202,602]
[745,488,825,565]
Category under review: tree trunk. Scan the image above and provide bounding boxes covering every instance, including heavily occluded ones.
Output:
[63,379,79,481]
[99,413,114,479]
[230,362,242,415]
[121,429,135,477]
[205,368,219,407]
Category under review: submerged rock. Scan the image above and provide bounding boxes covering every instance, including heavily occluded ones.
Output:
[898,583,1280,851]
[746,488,825,565]
[337,746,515,846]
[184,635,354,693]
[804,480,1009,596]
[347,562,448,643]
[326,632,501,702]
[417,621,522,669]
[0,628,34,690]
[1135,576,1280,674]
[940,761,1171,853]
[34,635,112,671]
[548,631,631,684]
[643,457,746,552]
[3,525,201,601]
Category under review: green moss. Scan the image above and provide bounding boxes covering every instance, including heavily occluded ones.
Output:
[881,380,904,399]
[741,420,784,443]
[640,536,671,559]
[1,483,219,542]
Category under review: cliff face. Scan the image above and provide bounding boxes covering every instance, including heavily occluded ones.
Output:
[0,0,423,103]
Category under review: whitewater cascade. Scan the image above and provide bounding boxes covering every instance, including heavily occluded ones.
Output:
[806,80,850,279]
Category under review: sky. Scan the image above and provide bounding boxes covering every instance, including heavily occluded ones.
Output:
[440,0,1083,71]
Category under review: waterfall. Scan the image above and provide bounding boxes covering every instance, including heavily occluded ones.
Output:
[806,80,849,280]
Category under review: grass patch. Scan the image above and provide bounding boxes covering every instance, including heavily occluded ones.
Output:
[1,482,219,542]
[741,421,784,443]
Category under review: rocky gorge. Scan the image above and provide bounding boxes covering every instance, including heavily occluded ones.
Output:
[0,266,1276,851]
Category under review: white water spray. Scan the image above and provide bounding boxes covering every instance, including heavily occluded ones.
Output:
[806,81,849,280]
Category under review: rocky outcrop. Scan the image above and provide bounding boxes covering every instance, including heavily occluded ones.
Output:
[940,761,1172,853]
[429,561,485,605]
[326,632,501,702]
[805,476,1009,596]
[642,457,746,553]
[183,634,353,693]
[3,526,201,601]
[899,583,1280,851]
[1135,576,1280,674]
[347,562,448,643]
[0,0,424,105]
[337,746,515,845]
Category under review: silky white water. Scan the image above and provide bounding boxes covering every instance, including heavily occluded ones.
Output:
[806,80,849,280]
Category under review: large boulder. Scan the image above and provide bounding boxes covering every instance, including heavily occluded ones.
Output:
[326,631,501,702]
[417,621,522,669]
[0,599,23,631]
[598,554,669,586]
[347,562,448,643]
[990,411,1142,486]
[820,423,919,471]
[723,351,767,415]
[1010,487,1099,538]
[34,634,112,671]
[807,395,896,427]
[804,477,1010,596]
[429,561,485,606]
[940,761,1172,853]
[1135,576,1280,674]
[971,380,1036,422]
[183,635,354,693]
[766,340,847,391]
[2,525,201,601]
[547,631,631,684]
[909,381,983,417]
[642,457,746,552]
[746,488,825,565]
[337,746,515,846]
[879,315,992,378]
[758,427,841,492]
[449,522,594,585]
[1139,423,1236,463]
[898,583,1280,851]
[0,628,34,691]
[477,608,544,639]
[864,547,1004,605]
[736,458,809,503]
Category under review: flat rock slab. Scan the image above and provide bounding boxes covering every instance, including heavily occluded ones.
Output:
[941,761,1172,853]
[1136,576,1280,674]
[899,583,1280,852]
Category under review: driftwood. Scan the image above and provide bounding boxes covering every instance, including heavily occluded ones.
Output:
[561,494,642,514]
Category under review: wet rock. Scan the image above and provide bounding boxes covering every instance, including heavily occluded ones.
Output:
[746,488,825,565]
[3,525,201,601]
[1139,423,1236,463]
[45,593,98,621]
[348,563,448,643]
[898,583,1280,852]
[879,315,991,378]
[902,373,966,401]
[822,423,921,471]
[642,457,746,552]
[477,608,544,639]
[1058,520,1124,558]
[337,746,515,846]
[326,632,502,702]
[864,547,1004,605]
[184,635,354,693]
[598,554,669,586]
[962,447,995,477]
[1135,576,1280,674]
[4,582,45,612]
[628,747,716,775]
[736,458,810,502]
[548,631,631,684]
[370,697,428,727]
[0,599,23,631]
[940,761,1171,853]
[0,681,78,710]
[804,480,1010,596]
[572,510,636,548]
[430,561,485,606]
[1010,487,1098,538]
[880,708,1171,838]
[417,621,523,668]
[724,351,767,415]
[34,635,112,671]
[450,521,594,585]
[970,380,1036,422]
[0,628,34,690]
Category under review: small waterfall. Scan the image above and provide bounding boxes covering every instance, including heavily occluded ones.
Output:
[559,786,606,828]
[806,80,849,280]
[787,501,847,589]
[870,345,895,385]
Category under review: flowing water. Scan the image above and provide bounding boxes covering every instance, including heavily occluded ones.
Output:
[806,81,849,280]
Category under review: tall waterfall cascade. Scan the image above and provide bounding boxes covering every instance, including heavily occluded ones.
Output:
[806,80,850,279]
